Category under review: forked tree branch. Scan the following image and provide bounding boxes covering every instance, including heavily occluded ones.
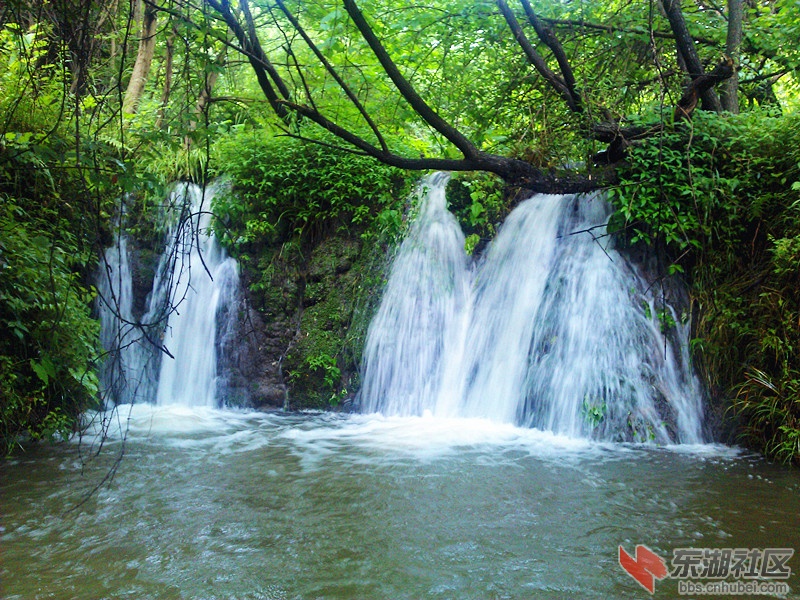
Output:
[496,0,580,112]
[205,0,290,119]
[274,0,388,152]
[660,0,722,112]
[342,0,480,160]
[519,0,581,112]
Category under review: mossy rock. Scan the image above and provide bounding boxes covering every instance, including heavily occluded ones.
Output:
[284,236,363,408]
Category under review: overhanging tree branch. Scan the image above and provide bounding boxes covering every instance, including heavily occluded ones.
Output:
[592,56,734,162]
[519,0,581,112]
[274,0,388,153]
[342,0,480,160]
[201,0,561,185]
[201,0,705,191]
[496,0,580,112]
[661,0,722,112]
[205,0,290,120]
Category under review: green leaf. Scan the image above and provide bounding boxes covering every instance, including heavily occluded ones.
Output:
[30,357,56,386]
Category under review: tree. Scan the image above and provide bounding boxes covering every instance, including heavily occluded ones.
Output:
[188,0,761,190]
[123,1,159,114]
[720,0,744,113]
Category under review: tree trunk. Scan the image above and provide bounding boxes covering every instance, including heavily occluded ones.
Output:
[155,24,177,129]
[720,0,743,113]
[122,1,158,114]
[661,0,722,112]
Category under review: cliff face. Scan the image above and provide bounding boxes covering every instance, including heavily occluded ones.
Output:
[226,229,391,411]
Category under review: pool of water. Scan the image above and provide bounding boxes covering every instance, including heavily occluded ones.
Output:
[1,406,799,599]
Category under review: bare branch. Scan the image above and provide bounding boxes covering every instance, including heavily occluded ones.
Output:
[660,0,722,111]
[519,0,582,112]
[496,0,579,112]
[205,0,290,120]
[275,0,388,152]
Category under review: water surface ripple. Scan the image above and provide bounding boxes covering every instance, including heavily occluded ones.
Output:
[1,406,798,600]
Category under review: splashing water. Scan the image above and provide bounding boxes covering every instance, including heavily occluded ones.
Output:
[359,173,704,443]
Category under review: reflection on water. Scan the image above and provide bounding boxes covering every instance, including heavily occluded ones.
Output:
[1,406,799,599]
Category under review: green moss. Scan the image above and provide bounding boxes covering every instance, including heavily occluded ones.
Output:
[285,235,387,409]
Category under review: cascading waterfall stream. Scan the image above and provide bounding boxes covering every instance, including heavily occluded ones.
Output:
[97,183,239,408]
[359,172,471,417]
[155,185,239,407]
[97,235,151,406]
[360,173,704,443]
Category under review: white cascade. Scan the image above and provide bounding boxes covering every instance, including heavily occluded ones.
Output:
[155,184,239,407]
[98,235,150,406]
[359,172,471,417]
[359,173,704,443]
[97,183,239,408]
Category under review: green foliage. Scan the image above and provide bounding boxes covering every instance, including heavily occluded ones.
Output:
[582,398,607,429]
[0,23,66,136]
[464,233,481,256]
[211,129,411,249]
[610,110,800,463]
[0,199,100,454]
[733,368,800,465]
[609,113,744,253]
[290,352,344,405]
[446,172,507,245]
[0,20,111,455]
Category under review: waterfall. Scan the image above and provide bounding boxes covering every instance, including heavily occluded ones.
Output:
[359,174,704,444]
[97,235,154,406]
[97,183,239,408]
[359,172,471,417]
[155,184,239,407]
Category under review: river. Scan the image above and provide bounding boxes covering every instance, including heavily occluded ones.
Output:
[2,405,799,599]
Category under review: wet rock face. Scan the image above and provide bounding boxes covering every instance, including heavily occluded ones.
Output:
[228,230,387,411]
[118,200,390,410]
[218,243,303,409]
[217,300,288,409]
[126,245,159,322]
[284,236,364,409]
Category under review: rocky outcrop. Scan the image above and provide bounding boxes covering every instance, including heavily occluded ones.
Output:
[224,230,389,410]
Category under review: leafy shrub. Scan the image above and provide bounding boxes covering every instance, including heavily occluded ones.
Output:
[446,172,507,253]
[0,22,109,454]
[610,110,800,463]
[211,129,411,248]
[0,199,100,453]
